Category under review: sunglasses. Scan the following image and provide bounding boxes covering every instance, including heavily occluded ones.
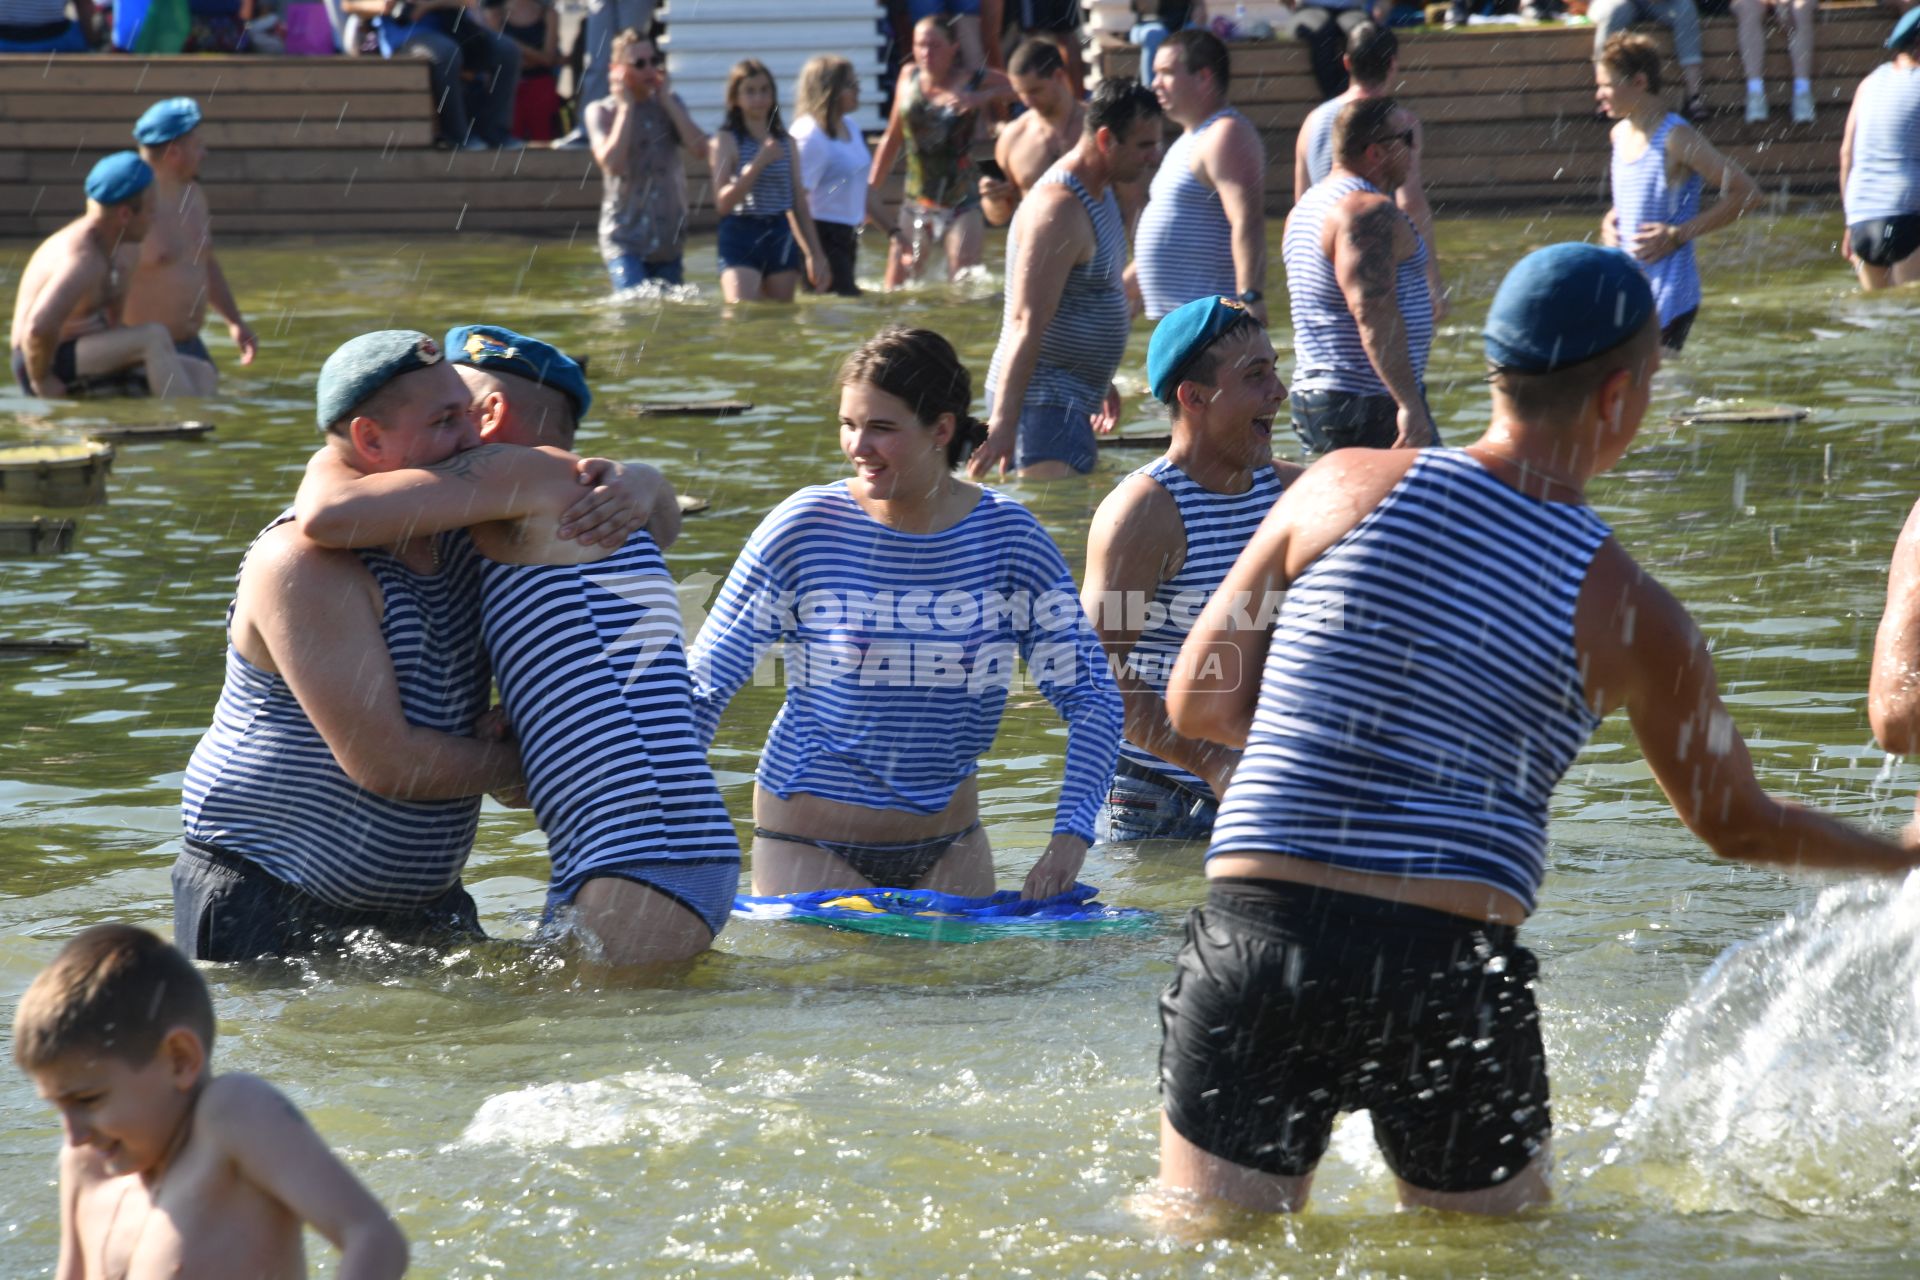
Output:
[1381,128,1416,149]
[627,55,662,69]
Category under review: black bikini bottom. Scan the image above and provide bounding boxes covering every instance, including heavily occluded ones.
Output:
[751,822,981,888]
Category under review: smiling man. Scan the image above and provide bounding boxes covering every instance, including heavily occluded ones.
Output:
[1080,296,1300,843]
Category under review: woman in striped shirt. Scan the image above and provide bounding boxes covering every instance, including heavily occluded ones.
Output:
[710,59,828,303]
[688,327,1123,899]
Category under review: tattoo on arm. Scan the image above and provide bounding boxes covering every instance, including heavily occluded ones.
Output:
[423,445,505,480]
[1346,203,1400,300]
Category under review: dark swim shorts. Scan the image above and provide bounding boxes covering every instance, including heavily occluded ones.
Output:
[175,333,214,364]
[1849,214,1920,269]
[1660,308,1698,353]
[1159,877,1551,1194]
[10,339,78,393]
[172,839,484,962]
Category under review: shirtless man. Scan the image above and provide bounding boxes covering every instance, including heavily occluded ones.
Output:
[123,97,256,395]
[9,152,193,400]
[979,37,1083,227]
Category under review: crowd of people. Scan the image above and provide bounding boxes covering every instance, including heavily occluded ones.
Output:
[9,6,1920,1278]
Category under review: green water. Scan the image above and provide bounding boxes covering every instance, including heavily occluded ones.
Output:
[2,210,1920,1277]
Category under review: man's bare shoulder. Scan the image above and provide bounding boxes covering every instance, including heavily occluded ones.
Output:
[196,1073,310,1145]
[1093,469,1183,547]
[240,521,372,592]
[1273,447,1419,568]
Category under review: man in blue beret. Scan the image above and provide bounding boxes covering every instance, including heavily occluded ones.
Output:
[8,152,194,399]
[124,97,256,394]
[1156,243,1920,1218]
[1080,296,1300,844]
[282,326,728,969]
[1281,95,1438,456]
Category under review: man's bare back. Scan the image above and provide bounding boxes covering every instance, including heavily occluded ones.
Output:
[9,218,118,350]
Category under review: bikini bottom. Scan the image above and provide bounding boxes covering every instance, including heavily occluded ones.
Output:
[751,822,981,888]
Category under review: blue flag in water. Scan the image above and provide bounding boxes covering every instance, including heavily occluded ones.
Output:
[732,882,1155,941]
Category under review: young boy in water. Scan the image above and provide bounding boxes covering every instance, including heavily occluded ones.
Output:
[13,924,408,1279]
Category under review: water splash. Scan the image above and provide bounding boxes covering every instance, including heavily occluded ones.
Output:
[1608,873,1920,1213]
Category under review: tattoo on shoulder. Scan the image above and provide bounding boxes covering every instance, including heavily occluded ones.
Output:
[1347,202,1400,297]
[425,445,505,479]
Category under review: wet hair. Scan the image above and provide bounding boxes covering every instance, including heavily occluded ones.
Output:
[1169,313,1266,421]
[1087,76,1163,140]
[796,54,859,138]
[1161,27,1230,92]
[1333,95,1402,164]
[837,326,988,468]
[1599,32,1663,93]
[1489,313,1660,420]
[13,924,215,1072]
[722,59,785,138]
[1009,36,1067,80]
[1346,21,1399,86]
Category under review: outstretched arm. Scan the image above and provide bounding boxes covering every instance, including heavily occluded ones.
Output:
[203,1076,408,1280]
[1588,542,1920,873]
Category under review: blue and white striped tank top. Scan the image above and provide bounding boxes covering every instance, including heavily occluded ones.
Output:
[1116,457,1286,794]
[1843,63,1920,223]
[687,483,1124,843]
[1208,451,1612,913]
[986,166,1131,416]
[1301,97,1338,187]
[1282,173,1433,396]
[1610,113,1702,326]
[1136,109,1245,320]
[479,530,740,910]
[733,129,794,216]
[182,516,490,910]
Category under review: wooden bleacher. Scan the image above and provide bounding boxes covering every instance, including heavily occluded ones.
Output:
[1094,4,1892,212]
[0,55,611,238]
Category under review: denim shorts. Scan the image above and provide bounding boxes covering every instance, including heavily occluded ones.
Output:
[717,214,802,276]
[1098,762,1218,843]
[608,254,685,290]
[1291,386,1431,456]
[1013,400,1098,474]
[907,0,982,16]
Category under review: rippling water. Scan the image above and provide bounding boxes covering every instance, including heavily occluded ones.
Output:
[2,210,1920,1276]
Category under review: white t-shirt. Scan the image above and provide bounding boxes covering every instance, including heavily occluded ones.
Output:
[790,114,870,228]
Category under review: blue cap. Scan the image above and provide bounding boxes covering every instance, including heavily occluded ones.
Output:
[315,330,445,430]
[1889,6,1920,49]
[132,97,202,146]
[84,152,153,206]
[1483,243,1655,373]
[1146,295,1260,404]
[445,324,592,421]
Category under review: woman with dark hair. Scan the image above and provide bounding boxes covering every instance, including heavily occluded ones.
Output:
[709,58,829,302]
[688,326,1123,899]
[792,54,903,297]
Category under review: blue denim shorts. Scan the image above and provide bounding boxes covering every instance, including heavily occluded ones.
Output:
[608,254,685,290]
[1098,762,1218,844]
[1014,401,1099,474]
[717,214,802,276]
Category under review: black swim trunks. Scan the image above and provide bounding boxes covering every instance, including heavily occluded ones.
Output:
[172,839,484,962]
[1660,307,1698,353]
[1159,877,1551,1194]
[10,339,78,394]
[1849,214,1920,270]
[751,823,980,887]
[175,333,215,364]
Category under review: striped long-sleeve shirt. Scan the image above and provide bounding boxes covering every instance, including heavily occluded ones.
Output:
[687,482,1123,843]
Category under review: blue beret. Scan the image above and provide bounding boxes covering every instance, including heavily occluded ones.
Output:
[315,330,445,430]
[445,324,592,422]
[133,97,202,146]
[1483,243,1655,374]
[1147,295,1260,404]
[84,152,153,206]
[1889,6,1920,49]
